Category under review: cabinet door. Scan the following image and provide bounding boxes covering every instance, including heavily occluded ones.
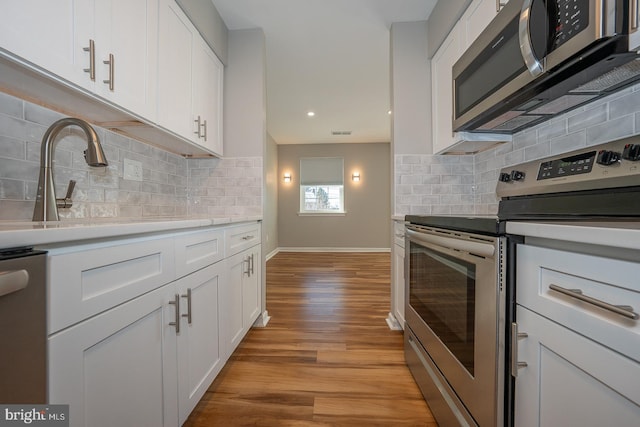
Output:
[461,0,499,47]
[392,243,405,328]
[221,250,246,359]
[431,23,463,154]
[176,262,224,424]
[94,0,158,119]
[48,284,179,427]
[192,37,224,156]
[514,306,640,427]
[158,0,194,140]
[242,246,261,329]
[0,0,93,87]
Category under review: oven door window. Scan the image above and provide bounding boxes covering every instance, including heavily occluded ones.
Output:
[409,242,476,375]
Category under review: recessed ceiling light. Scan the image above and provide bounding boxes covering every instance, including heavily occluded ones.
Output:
[307,111,315,117]
[388,110,392,115]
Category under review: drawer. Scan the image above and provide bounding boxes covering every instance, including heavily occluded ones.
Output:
[394,221,406,248]
[224,222,261,257]
[175,227,224,278]
[47,235,176,334]
[516,244,640,362]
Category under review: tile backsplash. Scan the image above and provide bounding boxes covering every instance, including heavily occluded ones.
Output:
[396,83,640,216]
[0,93,262,221]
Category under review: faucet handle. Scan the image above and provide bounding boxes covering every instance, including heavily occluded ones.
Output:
[56,180,76,209]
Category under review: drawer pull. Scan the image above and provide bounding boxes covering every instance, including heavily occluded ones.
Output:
[242,235,254,240]
[549,284,639,320]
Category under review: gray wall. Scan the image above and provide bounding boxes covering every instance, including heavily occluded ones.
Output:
[264,133,278,257]
[176,0,229,64]
[224,29,266,158]
[278,143,391,249]
[390,22,431,156]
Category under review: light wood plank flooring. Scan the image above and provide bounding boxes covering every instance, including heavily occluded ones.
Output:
[184,252,436,426]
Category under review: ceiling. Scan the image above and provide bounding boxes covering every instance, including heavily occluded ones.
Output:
[210,0,438,145]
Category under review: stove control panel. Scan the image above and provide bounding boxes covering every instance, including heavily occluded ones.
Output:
[538,151,596,180]
[496,135,640,199]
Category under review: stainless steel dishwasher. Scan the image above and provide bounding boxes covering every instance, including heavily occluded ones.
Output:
[0,247,47,403]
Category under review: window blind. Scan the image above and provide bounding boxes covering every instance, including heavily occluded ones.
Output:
[299,157,344,185]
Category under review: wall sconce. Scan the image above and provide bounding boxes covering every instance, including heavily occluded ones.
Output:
[352,172,360,182]
[283,172,292,183]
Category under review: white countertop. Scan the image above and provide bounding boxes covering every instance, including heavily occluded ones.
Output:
[507,221,640,251]
[0,216,262,249]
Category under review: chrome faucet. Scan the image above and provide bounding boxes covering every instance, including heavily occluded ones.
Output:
[32,118,108,221]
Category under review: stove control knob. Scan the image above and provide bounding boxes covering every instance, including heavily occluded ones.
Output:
[510,170,525,181]
[596,150,621,165]
[499,172,511,183]
[622,144,640,161]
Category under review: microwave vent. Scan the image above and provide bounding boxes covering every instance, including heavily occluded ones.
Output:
[529,94,597,115]
[491,115,542,131]
[571,59,640,93]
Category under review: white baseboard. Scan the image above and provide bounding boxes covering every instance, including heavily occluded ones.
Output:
[265,248,279,261]
[277,247,391,253]
[386,312,403,331]
[252,310,271,328]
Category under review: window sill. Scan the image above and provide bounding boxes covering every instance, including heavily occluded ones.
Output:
[298,211,347,217]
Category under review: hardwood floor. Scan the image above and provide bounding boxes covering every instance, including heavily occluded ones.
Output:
[184,252,436,426]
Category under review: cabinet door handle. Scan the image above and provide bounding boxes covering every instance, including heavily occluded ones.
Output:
[168,293,180,334]
[194,116,202,138]
[511,322,528,377]
[83,39,96,81]
[243,256,251,277]
[201,119,207,142]
[103,53,114,91]
[549,284,639,320]
[181,288,192,325]
[249,254,255,276]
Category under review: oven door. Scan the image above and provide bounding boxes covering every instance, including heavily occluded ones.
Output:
[405,225,504,427]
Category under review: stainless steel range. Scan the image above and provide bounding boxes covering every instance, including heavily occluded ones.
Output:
[404,135,640,427]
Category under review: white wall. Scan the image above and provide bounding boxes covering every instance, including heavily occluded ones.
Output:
[264,133,278,258]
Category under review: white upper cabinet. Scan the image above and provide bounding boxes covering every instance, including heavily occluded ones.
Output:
[192,37,224,156]
[462,0,502,47]
[92,0,159,120]
[0,0,92,87]
[431,0,509,154]
[0,0,158,121]
[158,0,224,156]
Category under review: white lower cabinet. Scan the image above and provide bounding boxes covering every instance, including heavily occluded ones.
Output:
[48,283,179,427]
[176,262,223,425]
[46,222,262,426]
[514,306,640,427]
[514,242,640,426]
[392,243,405,328]
[222,245,261,359]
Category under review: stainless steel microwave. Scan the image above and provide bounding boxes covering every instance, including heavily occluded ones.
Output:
[453,0,640,134]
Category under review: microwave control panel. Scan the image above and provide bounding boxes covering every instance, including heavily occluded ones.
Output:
[551,0,590,50]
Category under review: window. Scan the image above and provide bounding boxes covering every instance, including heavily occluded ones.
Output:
[299,157,345,214]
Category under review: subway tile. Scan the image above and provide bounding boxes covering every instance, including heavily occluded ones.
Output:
[567,103,607,132]
[586,115,634,145]
[609,89,640,119]
[0,135,26,160]
[0,178,25,199]
[524,141,550,161]
[549,130,587,155]
[24,102,64,126]
[0,92,23,118]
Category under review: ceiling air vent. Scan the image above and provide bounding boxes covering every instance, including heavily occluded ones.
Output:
[331,130,352,136]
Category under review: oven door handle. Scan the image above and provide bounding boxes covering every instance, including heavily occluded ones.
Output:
[406,228,496,258]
